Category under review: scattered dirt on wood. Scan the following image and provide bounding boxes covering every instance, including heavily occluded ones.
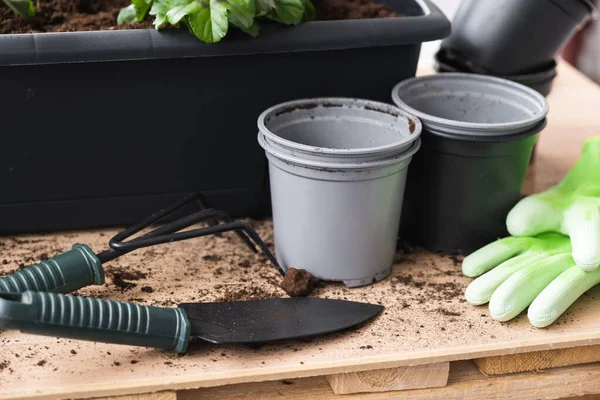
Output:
[448,254,464,268]
[0,360,9,371]
[436,308,461,317]
[105,266,147,291]
[280,268,314,297]
[36,360,46,367]
[141,286,154,293]
[215,287,282,302]
[202,255,222,262]
[1,0,400,35]
[0,218,483,382]
[391,272,465,303]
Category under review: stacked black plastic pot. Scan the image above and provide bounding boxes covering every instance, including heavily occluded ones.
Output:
[435,0,598,97]
[395,0,598,255]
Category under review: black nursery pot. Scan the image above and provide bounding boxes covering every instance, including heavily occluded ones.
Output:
[433,48,558,164]
[434,49,558,98]
[0,0,449,233]
[440,0,597,75]
[391,73,549,254]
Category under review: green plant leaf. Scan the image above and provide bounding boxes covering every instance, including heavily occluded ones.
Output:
[117,4,138,25]
[132,0,154,20]
[268,0,304,25]
[166,0,201,24]
[149,0,169,28]
[301,0,315,21]
[184,0,229,43]
[225,0,255,28]
[255,0,276,17]
[230,16,260,36]
[3,0,34,18]
[150,0,189,28]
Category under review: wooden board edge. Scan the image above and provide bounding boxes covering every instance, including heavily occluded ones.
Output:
[90,391,176,400]
[325,362,450,394]
[474,344,600,375]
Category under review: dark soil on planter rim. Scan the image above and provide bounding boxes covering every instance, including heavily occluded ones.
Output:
[0,0,399,35]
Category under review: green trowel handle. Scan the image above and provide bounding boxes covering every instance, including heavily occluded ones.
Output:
[0,244,104,294]
[0,291,191,353]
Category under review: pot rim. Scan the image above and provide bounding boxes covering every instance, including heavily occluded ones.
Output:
[258,133,421,170]
[257,97,422,157]
[391,73,549,136]
[423,118,547,143]
[435,48,558,81]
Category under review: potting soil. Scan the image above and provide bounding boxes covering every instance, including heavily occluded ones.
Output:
[1,0,398,35]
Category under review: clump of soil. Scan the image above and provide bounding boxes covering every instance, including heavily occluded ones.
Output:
[280,268,314,297]
[1,0,399,35]
[409,119,416,134]
[141,286,154,293]
[106,266,146,291]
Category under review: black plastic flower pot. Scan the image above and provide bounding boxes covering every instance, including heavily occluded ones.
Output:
[434,49,557,97]
[391,73,549,254]
[440,0,597,76]
[433,49,557,164]
[0,0,449,234]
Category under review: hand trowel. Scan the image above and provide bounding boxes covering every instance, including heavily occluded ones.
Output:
[0,291,382,353]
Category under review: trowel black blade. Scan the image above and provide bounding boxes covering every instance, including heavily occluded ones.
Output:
[179,297,383,344]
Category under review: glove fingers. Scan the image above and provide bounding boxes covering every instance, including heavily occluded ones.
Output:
[488,253,574,322]
[528,266,600,327]
[564,204,600,271]
[462,237,528,278]
[464,253,545,306]
[506,197,562,237]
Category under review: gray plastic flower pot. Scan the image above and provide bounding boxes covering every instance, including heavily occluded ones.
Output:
[440,0,597,75]
[391,73,549,254]
[257,98,421,287]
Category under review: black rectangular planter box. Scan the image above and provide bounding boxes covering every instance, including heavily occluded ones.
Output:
[0,0,449,233]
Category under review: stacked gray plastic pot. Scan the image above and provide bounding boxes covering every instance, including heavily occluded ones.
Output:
[258,98,421,287]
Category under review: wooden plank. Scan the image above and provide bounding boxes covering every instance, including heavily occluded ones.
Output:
[93,392,175,400]
[325,362,449,394]
[475,344,600,375]
[1,60,599,400]
[179,361,600,400]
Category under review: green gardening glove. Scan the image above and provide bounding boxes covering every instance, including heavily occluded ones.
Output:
[506,137,600,271]
[463,233,600,327]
